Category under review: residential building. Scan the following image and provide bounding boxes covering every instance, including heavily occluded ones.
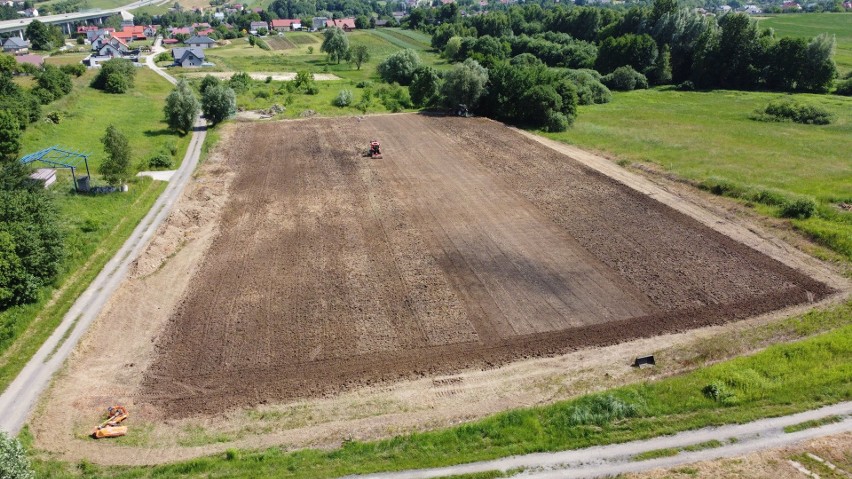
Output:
[311,16,329,30]
[271,18,301,31]
[172,47,205,67]
[2,37,29,54]
[333,17,356,31]
[249,21,268,34]
[185,35,216,48]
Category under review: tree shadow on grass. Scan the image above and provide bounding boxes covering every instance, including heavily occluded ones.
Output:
[143,129,176,138]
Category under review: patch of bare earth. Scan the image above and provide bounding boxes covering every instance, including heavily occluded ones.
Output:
[628,433,852,479]
[31,114,849,466]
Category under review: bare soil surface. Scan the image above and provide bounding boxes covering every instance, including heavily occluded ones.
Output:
[629,432,852,479]
[140,114,833,417]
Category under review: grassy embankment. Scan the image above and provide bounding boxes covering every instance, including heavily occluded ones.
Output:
[25,302,852,477]
[172,29,446,117]
[0,68,191,392]
[546,89,852,261]
[757,13,852,75]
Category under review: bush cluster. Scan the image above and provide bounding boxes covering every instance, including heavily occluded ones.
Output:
[601,66,648,91]
[752,98,833,125]
[333,89,353,107]
[90,58,136,94]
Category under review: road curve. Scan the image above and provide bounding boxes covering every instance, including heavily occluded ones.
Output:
[344,402,852,479]
[0,44,205,435]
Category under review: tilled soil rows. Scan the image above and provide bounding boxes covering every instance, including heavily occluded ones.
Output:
[142,115,832,417]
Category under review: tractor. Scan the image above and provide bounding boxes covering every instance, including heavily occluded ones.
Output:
[369,140,382,159]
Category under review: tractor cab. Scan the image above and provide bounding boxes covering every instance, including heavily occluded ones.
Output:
[369,140,382,159]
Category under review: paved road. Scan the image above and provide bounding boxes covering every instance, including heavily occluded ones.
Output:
[345,402,852,479]
[0,46,205,435]
[0,0,160,34]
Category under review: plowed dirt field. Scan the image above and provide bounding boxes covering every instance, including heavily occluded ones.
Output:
[141,115,832,416]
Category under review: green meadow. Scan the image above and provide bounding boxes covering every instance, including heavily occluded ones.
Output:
[546,88,852,260]
[757,13,852,74]
[0,68,191,392]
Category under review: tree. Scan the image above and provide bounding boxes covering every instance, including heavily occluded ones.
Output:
[440,58,489,108]
[321,27,350,64]
[798,33,837,93]
[0,53,17,76]
[350,44,370,70]
[377,49,422,85]
[409,66,441,108]
[443,36,462,61]
[199,74,220,95]
[33,64,72,104]
[649,44,672,85]
[201,84,236,125]
[164,79,199,134]
[0,429,34,479]
[100,125,131,186]
[355,15,369,29]
[0,110,21,162]
[91,58,136,93]
[595,34,658,75]
[25,20,63,51]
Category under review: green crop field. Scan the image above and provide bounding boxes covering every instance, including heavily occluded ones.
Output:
[757,13,852,74]
[0,68,191,393]
[546,88,852,259]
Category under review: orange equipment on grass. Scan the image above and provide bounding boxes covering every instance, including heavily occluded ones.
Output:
[91,405,129,439]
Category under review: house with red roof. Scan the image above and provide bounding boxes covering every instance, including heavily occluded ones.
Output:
[333,17,356,31]
[271,18,301,31]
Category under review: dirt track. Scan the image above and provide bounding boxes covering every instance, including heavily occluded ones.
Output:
[141,115,832,416]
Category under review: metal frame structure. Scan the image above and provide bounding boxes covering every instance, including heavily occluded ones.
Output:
[19,146,92,192]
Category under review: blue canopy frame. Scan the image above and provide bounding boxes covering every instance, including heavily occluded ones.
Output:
[19,146,92,192]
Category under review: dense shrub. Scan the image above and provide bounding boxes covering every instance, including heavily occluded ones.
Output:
[376,49,422,86]
[0,431,33,479]
[333,89,353,107]
[751,98,833,125]
[59,63,86,77]
[376,83,412,112]
[835,78,852,96]
[564,69,611,105]
[147,152,172,169]
[91,58,136,93]
[33,65,72,104]
[228,72,252,93]
[780,197,817,219]
[601,65,648,91]
[0,188,64,307]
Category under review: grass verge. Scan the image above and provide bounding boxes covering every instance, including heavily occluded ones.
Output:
[25,302,852,478]
[783,415,844,433]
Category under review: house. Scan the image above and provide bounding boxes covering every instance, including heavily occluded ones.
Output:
[271,18,301,31]
[782,1,802,9]
[112,26,147,42]
[718,4,731,11]
[169,27,192,37]
[185,35,216,48]
[392,12,405,22]
[162,38,179,45]
[742,4,762,13]
[86,28,114,42]
[76,25,100,34]
[196,28,214,36]
[375,19,389,27]
[213,12,225,20]
[143,25,159,37]
[333,17,356,31]
[192,22,211,29]
[171,47,205,67]
[311,16,329,30]
[97,38,130,57]
[2,37,29,54]
[249,21,268,34]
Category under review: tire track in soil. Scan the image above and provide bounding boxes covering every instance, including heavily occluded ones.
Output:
[140,115,834,417]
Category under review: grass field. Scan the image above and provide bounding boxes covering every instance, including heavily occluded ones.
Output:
[203,29,446,82]
[546,88,852,260]
[757,13,852,74]
[0,68,191,393]
[24,301,852,478]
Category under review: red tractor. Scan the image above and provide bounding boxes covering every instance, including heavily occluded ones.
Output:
[369,140,382,159]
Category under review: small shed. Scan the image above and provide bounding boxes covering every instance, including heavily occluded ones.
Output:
[29,168,56,188]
